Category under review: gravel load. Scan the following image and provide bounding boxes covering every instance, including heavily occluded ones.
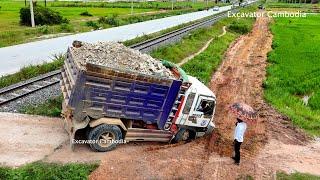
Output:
[69,41,174,78]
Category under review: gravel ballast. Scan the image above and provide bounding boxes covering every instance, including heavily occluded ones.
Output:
[70,41,174,78]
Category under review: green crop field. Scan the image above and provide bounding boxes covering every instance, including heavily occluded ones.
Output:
[0,0,221,47]
[265,14,320,136]
[265,2,320,12]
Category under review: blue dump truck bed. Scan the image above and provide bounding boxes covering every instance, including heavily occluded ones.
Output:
[61,54,182,130]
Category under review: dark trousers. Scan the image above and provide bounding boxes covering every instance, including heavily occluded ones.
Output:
[234,139,242,163]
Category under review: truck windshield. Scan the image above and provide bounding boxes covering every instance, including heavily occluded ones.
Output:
[182,93,196,114]
[196,100,214,118]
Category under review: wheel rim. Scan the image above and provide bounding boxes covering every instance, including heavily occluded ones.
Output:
[181,130,190,141]
[98,132,115,148]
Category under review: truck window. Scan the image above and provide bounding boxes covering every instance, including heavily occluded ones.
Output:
[182,93,196,114]
[196,100,214,118]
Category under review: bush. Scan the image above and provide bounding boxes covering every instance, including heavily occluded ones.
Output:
[228,20,251,34]
[98,14,119,26]
[20,6,68,26]
[80,11,93,16]
[59,23,74,32]
[86,21,99,30]
[38,25,49,34]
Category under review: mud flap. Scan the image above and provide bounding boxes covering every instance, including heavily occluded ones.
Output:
[67,117,90,151]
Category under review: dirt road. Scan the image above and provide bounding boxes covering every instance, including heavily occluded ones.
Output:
[89,13,318,179]
[0,113,68,167]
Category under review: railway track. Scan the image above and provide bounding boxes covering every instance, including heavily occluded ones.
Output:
[128,11,230,52]
[0,70,61,106]
[0,9,235,107]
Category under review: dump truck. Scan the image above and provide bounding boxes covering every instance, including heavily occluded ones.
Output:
[60,41,216,152]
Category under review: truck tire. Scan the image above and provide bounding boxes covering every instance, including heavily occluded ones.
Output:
[172,128,190,143]
[88,124,123,152]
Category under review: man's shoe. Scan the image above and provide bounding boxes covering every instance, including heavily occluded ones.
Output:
[234,162,240,166]
[231,157,236,161]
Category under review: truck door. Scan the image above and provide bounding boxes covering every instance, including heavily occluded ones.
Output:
[185,96,215,127]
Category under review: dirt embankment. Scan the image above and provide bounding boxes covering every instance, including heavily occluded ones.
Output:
[207,13,309,158]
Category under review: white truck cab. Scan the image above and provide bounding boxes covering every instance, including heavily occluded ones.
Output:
[175,76,216,134]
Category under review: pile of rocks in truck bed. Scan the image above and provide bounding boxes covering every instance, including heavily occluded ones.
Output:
[69,41,174,78]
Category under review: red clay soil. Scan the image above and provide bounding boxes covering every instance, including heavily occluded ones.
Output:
[207,13,308,157]
[89,13,312,180]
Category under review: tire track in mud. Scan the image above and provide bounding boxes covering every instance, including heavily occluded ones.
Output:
[200,12,310,179]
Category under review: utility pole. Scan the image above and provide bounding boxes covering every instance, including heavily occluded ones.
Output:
[29,0,35,27]
[131,0,133,15]
[172,0,174,10]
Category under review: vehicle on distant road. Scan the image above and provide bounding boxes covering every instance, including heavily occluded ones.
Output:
[258,4,265,9]
[240,2,248,7]
[212,6,220,11]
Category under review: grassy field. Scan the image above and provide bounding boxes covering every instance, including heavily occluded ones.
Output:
[265,2,320,12]
[0,162,98,179]
[49,1,220,10]
[265,14,320,136]
[0,0,222,47]
[266,2,319,8]
[277,172,320,180]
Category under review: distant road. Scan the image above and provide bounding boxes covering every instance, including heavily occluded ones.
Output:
[0,6,235,76]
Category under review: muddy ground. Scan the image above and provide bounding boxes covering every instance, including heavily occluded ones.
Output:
[88,14,318,179]
[1,13,319,179]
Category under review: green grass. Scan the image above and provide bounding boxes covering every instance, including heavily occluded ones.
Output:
[50,1,222,10]
[265,2,320,12]
[96,8,196,28]
[266,2,319,9]
[265,14,320,136]
[0,55,64,88]
[181,30,237,84]
[20,95,63,117]
[277,172,320,180]
[0,162,98,180]
[0,0,226,47]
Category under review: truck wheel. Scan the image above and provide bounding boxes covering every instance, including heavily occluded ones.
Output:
[172,128,190,143]
[88,124,122,152]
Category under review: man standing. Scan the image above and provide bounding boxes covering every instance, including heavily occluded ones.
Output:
[232,118,247,165]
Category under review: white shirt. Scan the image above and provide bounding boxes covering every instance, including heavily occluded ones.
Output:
[234,122,247,142]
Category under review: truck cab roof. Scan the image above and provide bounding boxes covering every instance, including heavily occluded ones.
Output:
[187,76,216,99]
